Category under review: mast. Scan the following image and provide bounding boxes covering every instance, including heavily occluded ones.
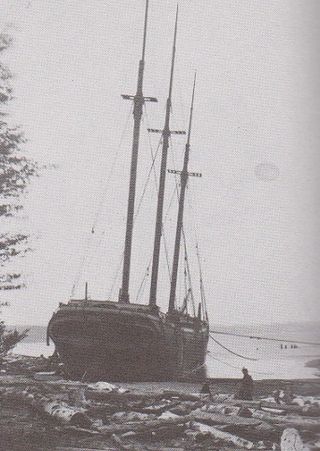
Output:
[149,6,179,307]
[168,74,197,313]
[120,0,157,304]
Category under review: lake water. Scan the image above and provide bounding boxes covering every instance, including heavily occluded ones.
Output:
[13,323,320,380]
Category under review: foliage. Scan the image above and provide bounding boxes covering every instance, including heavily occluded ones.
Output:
[0,33,37,291]
[0,317,28,359]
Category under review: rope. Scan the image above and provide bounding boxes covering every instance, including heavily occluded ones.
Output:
[182,230,196,316]
[135,265,149,303]
[186,193,208,321]
[209,334,258,361]
[209,330,320,347]
[206,351,274,377]
[71,105,133,297]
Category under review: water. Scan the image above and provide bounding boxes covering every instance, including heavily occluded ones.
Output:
[13,322,320,380]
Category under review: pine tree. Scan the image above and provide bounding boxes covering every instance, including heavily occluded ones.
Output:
[0,33,37,291]
[0,33,37,355]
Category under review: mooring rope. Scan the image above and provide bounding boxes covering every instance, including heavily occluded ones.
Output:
[209,333,258,361]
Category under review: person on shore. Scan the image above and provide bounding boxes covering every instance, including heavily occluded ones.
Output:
[235,368,254,400]
[200,380,211,395]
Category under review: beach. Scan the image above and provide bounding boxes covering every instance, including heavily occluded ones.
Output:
[0,355,320,450]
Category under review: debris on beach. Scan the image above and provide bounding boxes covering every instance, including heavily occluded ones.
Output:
[1,355,320,450]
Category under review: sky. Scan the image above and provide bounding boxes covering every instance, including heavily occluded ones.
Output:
[1,0,319,326]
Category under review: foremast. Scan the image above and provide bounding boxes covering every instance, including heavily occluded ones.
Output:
[168,74,197,313]
[120,0,157,304]
[149,6,182,307]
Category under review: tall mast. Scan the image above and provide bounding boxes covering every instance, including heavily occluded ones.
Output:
[168,74,197,313]
[120,0,157,304]
[149,6,179,307]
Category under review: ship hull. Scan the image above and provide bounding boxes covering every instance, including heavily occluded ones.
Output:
[48,300,209,381]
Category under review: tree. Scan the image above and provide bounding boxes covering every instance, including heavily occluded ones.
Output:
[0,32,37,291]
[0,33,37,355]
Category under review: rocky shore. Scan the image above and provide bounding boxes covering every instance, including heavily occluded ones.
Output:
[0,355,319,450]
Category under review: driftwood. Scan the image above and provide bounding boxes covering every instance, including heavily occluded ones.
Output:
[1,388,91,427]
[280,428,307,451]
[96,415,193,436]
[260,401,320,417]
[252,410,320,431]
[55,449,118,451]
[60,425,101,435]
[112,433,147,451]
[191,409,262,427]
[161,390,201,401]
[192,421,255,449]
[111,411,157,423]
[85,390,163,403]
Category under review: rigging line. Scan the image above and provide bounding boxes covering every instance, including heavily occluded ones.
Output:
[70,105,133,296]
[209,333,258,361]
[92,105,133,231]
[168,133,196,311]
[182,228,196,316]
[186,192,208,317]
[135,265,149,303]
[108,251,124,300]
[144,105,173,282]
[133,112,162,221]
[209,330,320,347]
[162,226,172,281]
[162,184,179,282]
[134,184,177,300]
[110,170,173,301]
[206,352,274,376]
[108,113,161,300]
[169,133,181,200]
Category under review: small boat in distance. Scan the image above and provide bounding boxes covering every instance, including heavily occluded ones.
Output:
[47,1,209,381]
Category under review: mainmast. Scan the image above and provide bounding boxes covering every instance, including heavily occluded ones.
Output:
[168,74,197,313]
[149,6,181,307]
[120,0,157,304]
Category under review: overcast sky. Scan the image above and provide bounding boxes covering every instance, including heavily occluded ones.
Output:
[1,0,319,326]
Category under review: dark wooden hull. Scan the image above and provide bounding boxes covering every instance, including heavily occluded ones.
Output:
[47,300,209,381]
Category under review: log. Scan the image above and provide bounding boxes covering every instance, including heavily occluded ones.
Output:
[261,401,320,417]
[111,411,156,423]
[55,448,118,451]
[112,433,146,451]
[169,400,203,416]
[85,390,162,403]
[161,390,201,401]
[252,410,320,431]
[42,400,91,427]
[138,401,179,414]
[1,388,91,427]
[61,425,101,435]
[280,428,306,451]
[192,422,255,449]
[191,409,262,427]
[96,415,193,436]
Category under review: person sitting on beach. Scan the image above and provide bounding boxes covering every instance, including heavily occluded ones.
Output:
[235,368,254,400]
